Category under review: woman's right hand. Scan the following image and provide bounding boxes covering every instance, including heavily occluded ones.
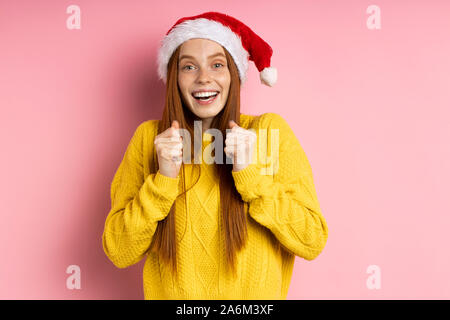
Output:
[154,120,183,178]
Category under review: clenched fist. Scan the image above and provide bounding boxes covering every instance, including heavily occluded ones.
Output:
[154,120,183,178]
[224,120,257,172]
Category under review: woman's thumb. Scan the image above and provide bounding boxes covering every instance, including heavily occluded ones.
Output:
[229,120,237,129]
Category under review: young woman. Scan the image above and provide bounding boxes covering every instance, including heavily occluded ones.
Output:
[102,12,328,300]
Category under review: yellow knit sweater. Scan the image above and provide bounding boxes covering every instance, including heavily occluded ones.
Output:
[102,112,328,300]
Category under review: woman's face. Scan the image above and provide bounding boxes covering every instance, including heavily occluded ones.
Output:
[178,38,231,127]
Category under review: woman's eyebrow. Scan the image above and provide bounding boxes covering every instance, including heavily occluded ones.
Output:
[179,52,226,61]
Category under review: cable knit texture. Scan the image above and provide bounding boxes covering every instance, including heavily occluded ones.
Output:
[102,112,328,300]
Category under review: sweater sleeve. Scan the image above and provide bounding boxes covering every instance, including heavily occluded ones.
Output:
[102,121,181,269]
[231,113,328,261]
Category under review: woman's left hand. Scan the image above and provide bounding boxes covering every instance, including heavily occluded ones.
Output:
[224,120,257,172]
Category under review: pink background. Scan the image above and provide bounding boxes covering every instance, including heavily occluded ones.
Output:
[1,0,449,299]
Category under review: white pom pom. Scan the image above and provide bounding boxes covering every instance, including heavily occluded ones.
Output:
[260,67,277,87]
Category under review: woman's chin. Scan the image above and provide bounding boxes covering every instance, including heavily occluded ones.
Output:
[190,100,225,118]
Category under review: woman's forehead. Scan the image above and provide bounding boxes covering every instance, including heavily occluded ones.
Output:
[179,38,224,57]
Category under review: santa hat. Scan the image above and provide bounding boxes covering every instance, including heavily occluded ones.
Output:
[157,11,277,87]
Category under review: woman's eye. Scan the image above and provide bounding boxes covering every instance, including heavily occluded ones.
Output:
[183,64,223,70]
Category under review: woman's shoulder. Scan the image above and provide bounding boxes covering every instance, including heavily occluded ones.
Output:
[123,120,159,152]
[140,119,159,129]
[133,119,159,138]
[240,112,289,131]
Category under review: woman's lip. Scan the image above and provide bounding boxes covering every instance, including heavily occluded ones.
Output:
[191,91,220,97]
[193,92,219,105]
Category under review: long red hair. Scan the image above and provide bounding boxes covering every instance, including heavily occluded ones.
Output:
[145,44,249,278]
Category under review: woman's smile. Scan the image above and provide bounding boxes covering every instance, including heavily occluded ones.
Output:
[193,92,219,105]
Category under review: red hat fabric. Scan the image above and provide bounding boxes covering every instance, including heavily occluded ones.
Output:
[157,11,277,87]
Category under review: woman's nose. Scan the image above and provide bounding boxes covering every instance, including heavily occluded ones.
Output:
[196,68,212,83]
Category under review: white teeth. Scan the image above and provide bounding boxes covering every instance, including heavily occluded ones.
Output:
[193,91,218,98]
